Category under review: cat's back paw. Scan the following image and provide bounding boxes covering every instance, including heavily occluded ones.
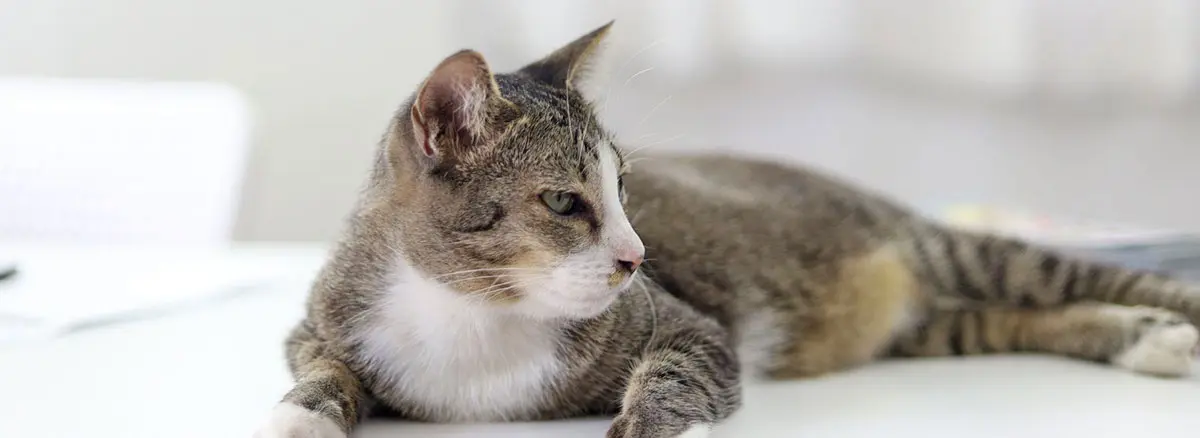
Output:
[253,403,346,438]
[1112,308,1198,378]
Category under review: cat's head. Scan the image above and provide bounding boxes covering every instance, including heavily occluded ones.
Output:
[378,22,643,320]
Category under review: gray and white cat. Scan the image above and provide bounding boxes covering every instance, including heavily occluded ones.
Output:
[255,23,1200,438]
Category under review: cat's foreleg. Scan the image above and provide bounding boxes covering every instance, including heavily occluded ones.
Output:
[607,317,742,438]
[255,321,367,438]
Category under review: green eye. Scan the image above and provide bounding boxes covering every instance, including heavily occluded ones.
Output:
[540,191,578,215]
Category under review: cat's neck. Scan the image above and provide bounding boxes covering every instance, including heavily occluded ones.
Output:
[350,258,570,422]
[367,259,566,347]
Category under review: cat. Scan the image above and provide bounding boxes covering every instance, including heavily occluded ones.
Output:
[254,22,1200,438]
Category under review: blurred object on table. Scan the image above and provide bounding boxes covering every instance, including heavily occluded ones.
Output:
[0,77,252,245]
[940,203,1200,281]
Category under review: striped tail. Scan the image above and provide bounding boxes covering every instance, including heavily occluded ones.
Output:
[909,224,1200,322]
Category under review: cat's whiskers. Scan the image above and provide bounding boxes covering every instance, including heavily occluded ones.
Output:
[441,273,520,287]
[628,206,647,226]
[580,100,595,152]
[600,39,663,118]
[637,278,658,355]
[637,94,673,128]
[625,157,659,167]
[432,266,541,281]
[622,133,684,161]
[462,280,526,305]
[632,132,662,142]
[623,67,655,86]
[561,82,581,163]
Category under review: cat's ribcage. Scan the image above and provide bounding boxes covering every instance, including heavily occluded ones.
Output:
[624,155,1198,378]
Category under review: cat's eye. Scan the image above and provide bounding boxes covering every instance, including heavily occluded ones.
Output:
[540,191,579,215]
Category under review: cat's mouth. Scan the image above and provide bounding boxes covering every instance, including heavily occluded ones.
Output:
[607,271,629,288]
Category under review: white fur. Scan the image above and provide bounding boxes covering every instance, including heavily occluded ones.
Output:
[346,145,644,422]
[675,424,712,438]
[352,264,566,422]
[253,403,345,438]
[511,248,628,319]
[735,308,786,378]
[597,146,645,260]
[1113,319,1198,377]
[508,145,643,320]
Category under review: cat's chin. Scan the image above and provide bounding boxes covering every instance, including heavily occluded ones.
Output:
[509,286,623,321]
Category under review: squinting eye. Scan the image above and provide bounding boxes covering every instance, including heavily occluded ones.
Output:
[540,191,579,215]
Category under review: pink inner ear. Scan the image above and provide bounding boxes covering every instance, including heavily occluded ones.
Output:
[410,105,437,157]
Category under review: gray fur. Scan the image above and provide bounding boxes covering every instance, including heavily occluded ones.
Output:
[259,23,1200,438]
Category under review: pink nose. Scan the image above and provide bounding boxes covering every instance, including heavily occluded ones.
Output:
[616,250,645,273]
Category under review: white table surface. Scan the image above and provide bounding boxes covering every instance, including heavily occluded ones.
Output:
[0,244,1197,438]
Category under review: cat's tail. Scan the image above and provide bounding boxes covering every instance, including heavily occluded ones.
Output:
[906,223,1200,322]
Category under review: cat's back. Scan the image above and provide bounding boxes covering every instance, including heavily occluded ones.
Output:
[624,152,915,248]
[623,153,924,366]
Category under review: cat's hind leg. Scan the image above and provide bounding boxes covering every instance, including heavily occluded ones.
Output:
[890,303,1198,377]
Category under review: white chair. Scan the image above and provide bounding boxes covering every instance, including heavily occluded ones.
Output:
[0,77,252,245]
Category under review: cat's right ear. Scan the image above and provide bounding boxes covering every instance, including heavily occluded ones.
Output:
[409,50,520,165]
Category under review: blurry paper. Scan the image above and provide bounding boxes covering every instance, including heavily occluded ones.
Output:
[940,203,1193,248]
[0,246,286,342]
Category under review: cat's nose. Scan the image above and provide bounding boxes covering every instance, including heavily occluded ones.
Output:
[615,250,645,273]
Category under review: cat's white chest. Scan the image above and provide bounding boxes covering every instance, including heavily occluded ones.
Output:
[353,275,565,422]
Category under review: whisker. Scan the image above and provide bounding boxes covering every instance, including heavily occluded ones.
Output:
[637,95,673,127]
[562,87,580,163]
[431,267,540,280]
[441,274,520,286]
[629,206,647,225]
[601,39,665,117]
[638,279,658,354]
[581,100,594,149]
[625,157,661,167]
[635,133,685,150]
[623,67,655,86]
[622,133,682,160]
[462,282,524,305]
[631,132,663,142]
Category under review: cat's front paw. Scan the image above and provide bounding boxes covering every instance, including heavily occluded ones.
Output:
[606,410,712,438]
[253,403,346,438]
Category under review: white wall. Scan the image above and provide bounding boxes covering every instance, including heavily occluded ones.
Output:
[1,0,450,241]
[5,0,1200,242]
[609,76,1200,233]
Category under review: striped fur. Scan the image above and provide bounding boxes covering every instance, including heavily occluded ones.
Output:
[256,23,1200,438]
[907,226,1200,316]
[625,154,1199,381]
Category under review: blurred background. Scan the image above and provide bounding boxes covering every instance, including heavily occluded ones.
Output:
[2,4,1200,435]
[2,0,1199,244]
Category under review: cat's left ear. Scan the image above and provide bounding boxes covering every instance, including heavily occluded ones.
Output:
[518,21,614,90]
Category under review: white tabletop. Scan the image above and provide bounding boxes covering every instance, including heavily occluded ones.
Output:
[0,244,1197,438]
